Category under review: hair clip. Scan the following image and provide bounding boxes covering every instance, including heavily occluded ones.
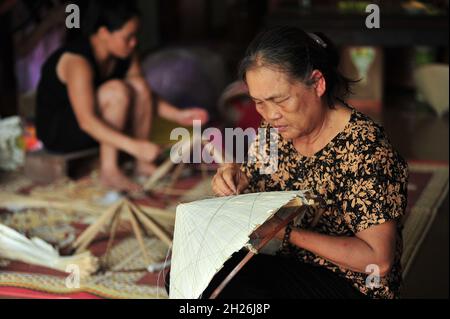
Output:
[307,33,327,49]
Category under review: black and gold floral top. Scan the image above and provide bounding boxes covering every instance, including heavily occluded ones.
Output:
[241,108,408,299]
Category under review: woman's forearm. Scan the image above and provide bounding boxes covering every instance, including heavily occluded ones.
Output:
[157,98,181,123]
[289,229,391,275]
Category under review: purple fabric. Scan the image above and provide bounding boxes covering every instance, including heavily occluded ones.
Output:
[15,28,63,93]
[142,49,217,112]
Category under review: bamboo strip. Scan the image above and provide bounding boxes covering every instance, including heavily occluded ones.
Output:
[73,200,123,252]
[128,205,175,221]
[103,206,122,266]
[0,193,103,215]
[123,201,151,265]
[152,188,190,196]
[167,162,185,190]
[144,136,198,191]
[73,200,122,247]
[143,158,175,191]
[129,202,173,247]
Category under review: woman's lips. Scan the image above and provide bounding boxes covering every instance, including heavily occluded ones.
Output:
[274,125,288,133]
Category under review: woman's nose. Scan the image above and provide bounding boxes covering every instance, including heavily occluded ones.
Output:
[266,104,282,121]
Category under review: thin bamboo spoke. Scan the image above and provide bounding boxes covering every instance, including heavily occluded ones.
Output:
[124,201,151,265]
[129,202,173,247]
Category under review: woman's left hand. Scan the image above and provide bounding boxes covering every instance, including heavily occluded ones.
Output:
[176,107,209,126]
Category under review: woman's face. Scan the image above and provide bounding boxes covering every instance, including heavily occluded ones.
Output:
[246,66,326,141]
[104,17,140,59]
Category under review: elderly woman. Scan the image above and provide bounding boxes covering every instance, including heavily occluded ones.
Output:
[210,26,408,299]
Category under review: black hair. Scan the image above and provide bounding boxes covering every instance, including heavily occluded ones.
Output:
[238,26,357,108]
[81,0,140,37]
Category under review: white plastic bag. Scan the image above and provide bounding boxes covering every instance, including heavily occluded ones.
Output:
[0,116,25,171]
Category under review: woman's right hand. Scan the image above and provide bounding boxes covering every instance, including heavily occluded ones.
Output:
[132,140,161,163]
[212,164,249,197]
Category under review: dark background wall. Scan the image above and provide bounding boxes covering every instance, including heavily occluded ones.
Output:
[1,0,448,116]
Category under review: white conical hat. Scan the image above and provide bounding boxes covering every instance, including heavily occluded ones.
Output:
[169,191,306,299]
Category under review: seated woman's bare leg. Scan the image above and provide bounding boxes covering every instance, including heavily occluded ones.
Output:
[97,80,142,192]
[127,76,157,176]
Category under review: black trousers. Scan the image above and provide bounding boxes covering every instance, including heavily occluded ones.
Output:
[166,250,367,299]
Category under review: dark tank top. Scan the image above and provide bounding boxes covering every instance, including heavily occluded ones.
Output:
[36,38,131,153]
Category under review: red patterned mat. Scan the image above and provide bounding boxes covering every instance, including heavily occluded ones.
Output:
[0,171,214,299]
[0,161,448,298]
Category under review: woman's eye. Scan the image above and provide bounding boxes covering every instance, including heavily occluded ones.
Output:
[275,97,289,104]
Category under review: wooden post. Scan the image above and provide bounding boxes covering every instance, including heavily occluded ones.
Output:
[0,11,18,117]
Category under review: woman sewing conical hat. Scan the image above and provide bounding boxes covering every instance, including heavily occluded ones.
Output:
[209,26,408,299]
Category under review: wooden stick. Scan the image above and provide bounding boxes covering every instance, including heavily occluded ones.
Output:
[209,195,325,299]
[210,204,307,299]
[131,202,172,245]
[54,147,98,161]
[209,250,255,299]
[144,136,198,191]
[138,206,176,223]
[123,201,151,265]
[167,162,185,190]
[103,206,122,265]
[0,193,103,216]
[73,200,123,252]
[144,158,175,191]
[143,138,188,191]
[153,188,190,196]
[129,202,173,247]
[73,200,122,247]
[127,205,175,221]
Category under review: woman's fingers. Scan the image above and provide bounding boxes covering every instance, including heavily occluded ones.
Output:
[236,173,249,194]
[212,172,235,196]
[212,166,248,197]
[140,142,161,162]
[132,140,160,163]
[223,169,238,194]
[177,108,210,126]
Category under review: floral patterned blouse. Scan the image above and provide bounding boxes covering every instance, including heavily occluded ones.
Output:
[241,108,408,299]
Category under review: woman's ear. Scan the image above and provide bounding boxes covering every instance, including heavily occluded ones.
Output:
[310,70,326,98]
[97,26,111,39]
